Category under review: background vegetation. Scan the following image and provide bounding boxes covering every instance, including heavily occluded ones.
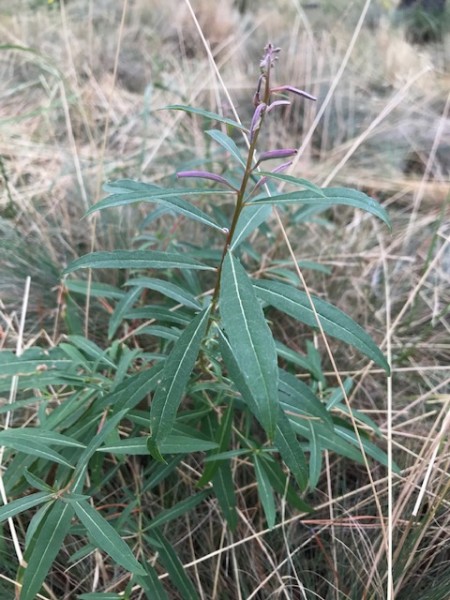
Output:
[0,0,449,598]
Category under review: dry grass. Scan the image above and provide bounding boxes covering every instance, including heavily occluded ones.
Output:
[1,0,449,598]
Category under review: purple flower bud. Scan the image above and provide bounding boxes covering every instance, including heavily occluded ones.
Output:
[249,102,267,141]
[177,170,237,191]
[258,148,297,162]
[271,85,316,101]
[267,100,291,113]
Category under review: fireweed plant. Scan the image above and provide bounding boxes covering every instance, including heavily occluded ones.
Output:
[0,45,393,598]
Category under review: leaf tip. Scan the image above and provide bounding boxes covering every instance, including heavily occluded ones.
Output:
[147,437,166,463]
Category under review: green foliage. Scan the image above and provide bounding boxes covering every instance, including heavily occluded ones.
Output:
[0,44,392,598]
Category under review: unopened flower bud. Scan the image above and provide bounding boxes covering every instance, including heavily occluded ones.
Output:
[177,171,237,191]
[258,149,297,162]
[271,85,316,102]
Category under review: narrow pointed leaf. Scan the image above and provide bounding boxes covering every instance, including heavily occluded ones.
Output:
[149,307,211,455]
[148,529,199,600]
[98,435,218,455]
[23,469,54,493]
[275,408,308,490]
[139,325,181,341]
[198,402,234,486]
[108,286,142,339]
[275,340,322,380]
[0,428,85,448]
[125,277,201,310]
[0,434,74,468]
[147,489,210,531]
[212,462,238,531]
[160,435,218,454]
[134,561,169,600]
[0,492,54,523]
[66,335,117,368]
[256,171,325,195]
[253,454,276,528]
[278,369,333,428]
[78,594,122,600]
[72,410,128,490]
[230,204,272,250]
[206,129,246,168]
[86,181,224,231]
[164,104,248,131]
[21,501,74,600]
[63,250,214,275]
[307,421,322,489]
[255,280,390,372]
[261,458,311,512]
[217,326,265,422]
[0,348,72,377]
[251,187,391,228]
[73,500,145,574]
[100,363,164,412]
[220,253,278,438]
[334,426,400,471]
[65,279,124,300]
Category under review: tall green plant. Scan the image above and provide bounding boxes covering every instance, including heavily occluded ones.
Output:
[1,44,392,599]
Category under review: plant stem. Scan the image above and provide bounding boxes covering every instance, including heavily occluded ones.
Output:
[207,72,272,324]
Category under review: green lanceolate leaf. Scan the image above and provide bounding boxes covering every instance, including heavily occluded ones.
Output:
[164,104,248,132]
[278,370,333,429]
[134,561,169,600]
[65,279,125,299]
[198,401,234,486]
[86,180,225,232]
[78,594,122,600]
[253,454,276,528]
[100,363,164,412]
[206,129,246,168]
[275,408,308,490]
[98,434,218,455]
[255,171,325,195]
[0,491,54,523]
[275,340,323,381]
[251,187,391,228]
[307,420,322,489]
[125,277,201,310]
[73,500,145,575]
[148,529,200,600]
[148,307,211,459]
[21,500,75,600]
[108,286,142,339]
[334,425,400,471]
[160,435,218,454]
[212,462,238,531]
[63,250,215,276]
[0,433,74,468]
[0,348,72,377]
[147,489,210,531]
[0,428,85,448]
[72,409,128,490]
[230,203,272,250]
[261,458,311,513]
[66,335,117,368]
[220,252,279,439]
[217,329,260,416]
[255,280,390,373]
